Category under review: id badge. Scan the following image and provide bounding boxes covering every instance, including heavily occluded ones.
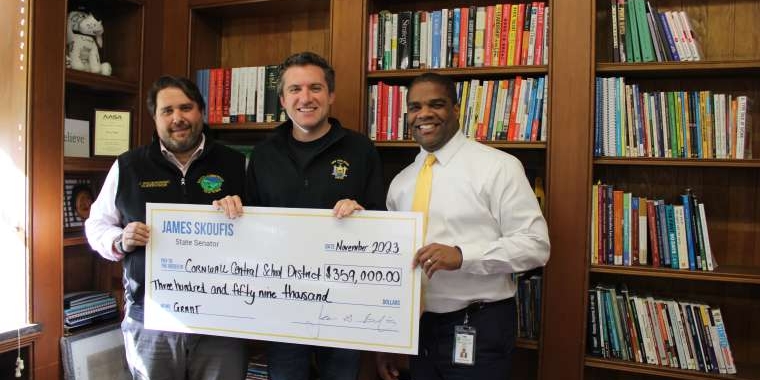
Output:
[453,325,476,366]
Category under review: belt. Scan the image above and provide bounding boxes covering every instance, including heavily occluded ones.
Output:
[463,297,513,314]
[426,297,513,320]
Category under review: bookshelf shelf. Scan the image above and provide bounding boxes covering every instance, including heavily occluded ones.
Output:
[596,61,760,77]
[63,157,115,173]
[590,264,760,285]
[367,66,550,80]
[516,338,540,350]
[374,140,547,149]
[63,235,87,247]
[188,0,318,12]
[593,158,760,168]
[585,357,760,380]
[65,69,139,95]
[209,122,280,131]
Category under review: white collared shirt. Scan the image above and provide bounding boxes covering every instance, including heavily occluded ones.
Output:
[387,131,550,313]
[85,135,206,261]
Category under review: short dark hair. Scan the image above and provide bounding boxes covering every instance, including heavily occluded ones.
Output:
[409,72,459,105]
[146,75,205,117]
[277,52,335,96]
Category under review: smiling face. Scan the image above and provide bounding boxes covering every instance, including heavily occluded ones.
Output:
[407,81,460,152]
[154,87,204,160]
[279,64,335,141]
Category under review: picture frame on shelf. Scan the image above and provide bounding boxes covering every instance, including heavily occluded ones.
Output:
[64,118,90,158]
[93,109,131,157]
[63,176,94,232]
[60,322,130,380]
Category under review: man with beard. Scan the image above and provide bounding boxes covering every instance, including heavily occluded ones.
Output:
[85,75,249,379]
[376,73,550,380]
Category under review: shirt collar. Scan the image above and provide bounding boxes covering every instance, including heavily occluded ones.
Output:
[417,130,466,167]
[160,133,206,166]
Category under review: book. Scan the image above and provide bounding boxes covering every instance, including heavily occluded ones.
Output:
[445,8,454,68]
[711,308,737,374]
[657,12,679,61]
[646,199,660,267]
[596,286,611,358]
[452,8,461,68]
[229,67,240,123]
[735,95,748,159]
[677,11,701,60]
[263,65,279,122]
[458,7,469,68]
[397,11,413,70]
[587,289,602,356]
[625,0,642,62]
[645,296,668,365]
[680,193,697,270]
[483,6,493,67]
[698,203,716,271]
[609,0,620,62]
[672,205,689,269]
[473,7,485,67]
[632,0,655,62]
[638,196,648,265]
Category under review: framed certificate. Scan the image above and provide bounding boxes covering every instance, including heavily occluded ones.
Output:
[60,322,131,380]
[93,109,131,156]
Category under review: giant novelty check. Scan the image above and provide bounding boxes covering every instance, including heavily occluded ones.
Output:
[144,203,423,354]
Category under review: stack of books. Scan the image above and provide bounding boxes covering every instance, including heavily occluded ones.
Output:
[590,184,716,271]
[606,0,703,63]
[246,351,269,380]
[588,284,737,374]
[514,272,543,340]
[63,291,119,330]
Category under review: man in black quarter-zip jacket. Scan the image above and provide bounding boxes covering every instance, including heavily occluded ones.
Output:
[86,75,249,379]
[214,51,385,380]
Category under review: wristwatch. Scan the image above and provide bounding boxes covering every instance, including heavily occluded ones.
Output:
[114,237,127,255]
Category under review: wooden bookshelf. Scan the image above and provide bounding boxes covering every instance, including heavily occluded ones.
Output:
[208,121,280,131]
[590,265,760,285]
[63,235,87,247]
[586,357,760,380]
[366,65,549,79]
[596,61,760,76]
[63,157,115,173]
[516,337,540,350]
[375,140,547,149]
[65,69,139,94]
[60,0,151,350]
[584,0,760,378]
[594,158,760,168]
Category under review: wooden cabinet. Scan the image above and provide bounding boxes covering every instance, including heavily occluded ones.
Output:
[584,0,760,379]
[178,0,363,135]
[62,0,148,327]
[26,0,161,377]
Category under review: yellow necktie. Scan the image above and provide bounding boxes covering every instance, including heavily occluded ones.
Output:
[412,154,436,241]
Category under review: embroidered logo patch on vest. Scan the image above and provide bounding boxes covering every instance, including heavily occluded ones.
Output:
[331,159,349,180]
[139,180,170,189]
[198,174,224,194]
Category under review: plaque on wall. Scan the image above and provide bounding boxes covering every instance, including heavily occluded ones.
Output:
[93,109,131,157]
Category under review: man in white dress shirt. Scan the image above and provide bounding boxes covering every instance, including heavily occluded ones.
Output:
[376,73,550,380]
